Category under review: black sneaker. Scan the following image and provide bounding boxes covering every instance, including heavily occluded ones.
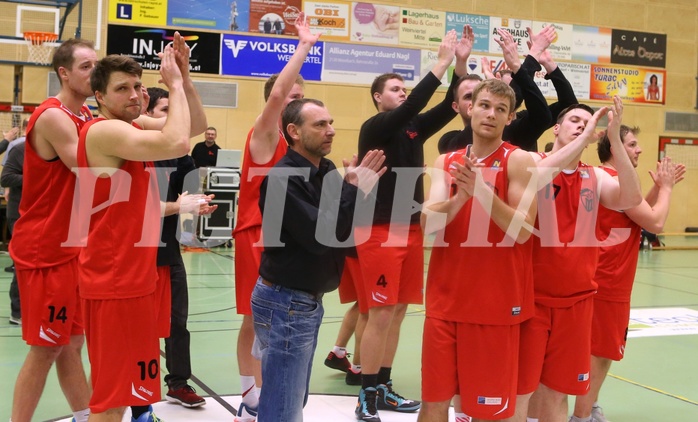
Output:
[4,265,14,273]
[9,315,21,325]
[376,380,420,412]
[324,350,351,373]
[355,387,381,421]
[346,368,361,385]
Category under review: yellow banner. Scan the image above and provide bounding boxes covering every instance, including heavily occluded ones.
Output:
[109,0,167,26]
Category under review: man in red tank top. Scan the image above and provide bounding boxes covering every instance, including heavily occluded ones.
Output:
[569,127,682,422]
[231,13,320,420]
[420,79,538,421]
[76,37,206,421]
[518,98,643,422]
[10,38,97,422]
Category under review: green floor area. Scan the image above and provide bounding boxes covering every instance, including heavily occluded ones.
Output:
[1,244,697,421]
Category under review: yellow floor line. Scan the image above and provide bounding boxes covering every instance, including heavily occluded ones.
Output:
[608,373,698,406]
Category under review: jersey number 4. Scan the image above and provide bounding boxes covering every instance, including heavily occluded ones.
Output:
[376,275,388,288]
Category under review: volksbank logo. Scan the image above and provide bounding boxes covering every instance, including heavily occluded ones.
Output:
[224,40,248,58]
[224,38,322,59]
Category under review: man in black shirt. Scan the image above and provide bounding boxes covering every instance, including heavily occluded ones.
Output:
[191,126,221,167]
[438,25,578,154]
[252,98,384,422]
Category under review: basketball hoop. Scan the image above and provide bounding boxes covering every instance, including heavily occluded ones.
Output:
[23,31,58,65]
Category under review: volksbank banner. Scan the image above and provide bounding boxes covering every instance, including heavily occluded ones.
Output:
[221,34,323,80]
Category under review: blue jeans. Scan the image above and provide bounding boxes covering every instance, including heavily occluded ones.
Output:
[251,278,324,422]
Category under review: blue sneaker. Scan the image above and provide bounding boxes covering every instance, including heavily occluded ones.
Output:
[376,380,420,413]
[355,387,380,421]
[234,402,258,422]
[131,405,162,422]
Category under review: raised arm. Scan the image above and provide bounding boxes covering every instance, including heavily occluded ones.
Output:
[453,25,474,77]
[597,96,642,210]
[250,13,320,164]
[430,29,457,81]
[134,33,206,136]
[533,106,609,187]
[539,49,578,123]
[624,157,677,233]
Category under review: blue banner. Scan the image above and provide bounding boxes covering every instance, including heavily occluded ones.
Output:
[445,13,490,53]
[221,34,323,80]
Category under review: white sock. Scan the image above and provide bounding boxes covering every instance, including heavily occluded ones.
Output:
[72,409,90,422]
[527,418,539,422]
[332,346,347,358]
[454,412,472,422]
[351,364,362,373]
[569,416,592,422]
[240,375,259,408]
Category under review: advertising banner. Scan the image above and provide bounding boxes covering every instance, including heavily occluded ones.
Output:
[531,21,573,61]
[221,34,323,80]
[106,24,221,74]
[572,25,611,63]
[109,0,167,26]
[610,29,666,68]
[532,62,592,100]
[167,0,250,31]
[445,13,490,53]
[399,8,446,49]
[304,0,351,40]
[249,0,302,36]
[322,42,420,86]
[350,2,399,45]
[489,17,532,56]
[590,64,665,104]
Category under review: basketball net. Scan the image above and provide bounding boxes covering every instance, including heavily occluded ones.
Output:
[24,31,58,65]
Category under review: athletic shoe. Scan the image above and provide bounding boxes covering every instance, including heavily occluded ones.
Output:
[166,385,206,408]
[131,405,162,422]
[9,315,21,325]
[592,404,609,422]
[324,350,351,373]
[234,402,258,422]
[355,387,381,421]
[4,264,14,272]
[346,368,362,385]
[376,380,420,413]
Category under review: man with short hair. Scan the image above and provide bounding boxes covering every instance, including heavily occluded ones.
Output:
[518,98,643,421]
[76,36,206,421]
[253,98,385,422]
[10,38,96,422]
[354,27,471,421]
[232,13,319,421]
[569,127,682,422]
[191,126,220,167]
[420,78,538,422]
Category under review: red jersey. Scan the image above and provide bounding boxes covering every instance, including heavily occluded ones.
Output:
[76,118,160,300]
[10,98,93,269]
[426,142,534,325]
[533,161,601,307]
[233,127,287,234]
[594,167,642,302]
